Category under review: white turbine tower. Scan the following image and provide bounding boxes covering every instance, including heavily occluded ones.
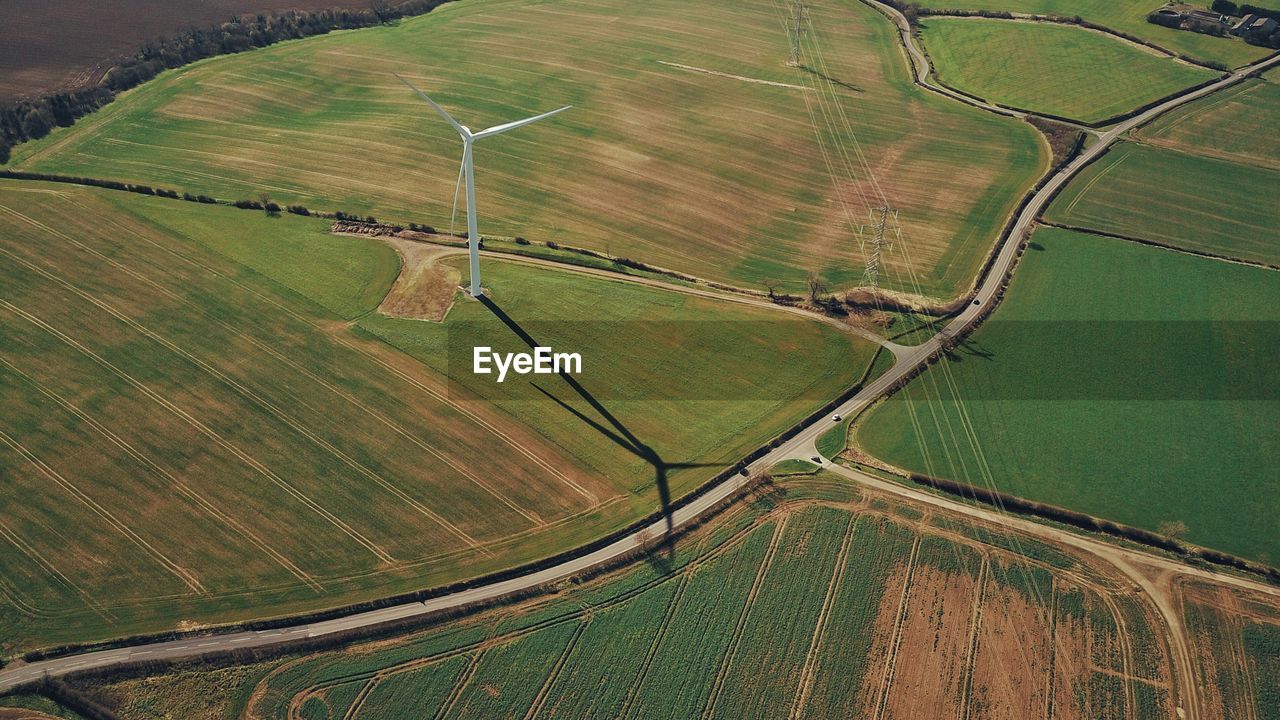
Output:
[395,72,571,298]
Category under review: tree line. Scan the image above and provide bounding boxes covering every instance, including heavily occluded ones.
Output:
[0,0,454,163]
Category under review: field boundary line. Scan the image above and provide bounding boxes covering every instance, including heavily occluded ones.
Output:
[788,512,860,720]
[618,572,691,720]
[1037,219,1280,272]
[0,355,320,590]
[700,516,787,720]
[520,618,588,720]
[0,297,391,564]
[958,554,989,720]
[0,425,205,596]
[872,534,921,720]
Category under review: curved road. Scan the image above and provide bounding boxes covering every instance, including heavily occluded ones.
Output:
[3,21,1278,703]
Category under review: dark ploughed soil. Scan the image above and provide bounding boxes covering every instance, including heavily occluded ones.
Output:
[0,0,363,101]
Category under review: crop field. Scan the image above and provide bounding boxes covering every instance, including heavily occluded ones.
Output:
[0,180,875,654]
[1138,74,1280,170]
[913,0,1270,68]
[918,18,1216,123]
[854,226,1280,563]
[358,255,877,498]
[1180,579,1280,720]
[0,0,364,101]
[80,477,1178,719]
[1046,141,1280,266]
[6,0,1047,299]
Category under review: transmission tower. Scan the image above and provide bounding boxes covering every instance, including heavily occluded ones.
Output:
[860,206,898,290]
[788,1,810,67]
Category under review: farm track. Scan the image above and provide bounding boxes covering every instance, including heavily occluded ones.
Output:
[2,8,1280,716]
[348,241,906,355]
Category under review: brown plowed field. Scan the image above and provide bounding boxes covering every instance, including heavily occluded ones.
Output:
[0,1,364,101]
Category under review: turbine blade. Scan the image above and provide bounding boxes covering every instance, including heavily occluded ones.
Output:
[393,72,469,138]
[450,154,465,237]
[471,105,572,141]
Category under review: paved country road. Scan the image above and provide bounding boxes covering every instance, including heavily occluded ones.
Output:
[3,25,1278,705]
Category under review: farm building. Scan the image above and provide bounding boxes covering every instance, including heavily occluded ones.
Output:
[1233,13,1279,37]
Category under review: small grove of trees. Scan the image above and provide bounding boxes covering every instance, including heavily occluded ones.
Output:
[1158,520,1190,541]
[881,0,923,25]
[0,0,456,163]
[1213,1,1280,19]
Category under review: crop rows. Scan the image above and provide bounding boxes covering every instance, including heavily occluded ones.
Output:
[802,516,916,718]
[236,498,1178,720]
[706,506,852,719]
[1243,622,1280,720]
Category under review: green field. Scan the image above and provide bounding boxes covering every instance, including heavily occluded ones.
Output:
[6,0,1047,299]
[915,0,1271,68]
[69,478,1178,720]
[855,227,1280,562]
[919,18,1216,123]
[1138,74,1280,170]
[358,253,879,499]
[1047,141,1280,265]
[0,181,877,654]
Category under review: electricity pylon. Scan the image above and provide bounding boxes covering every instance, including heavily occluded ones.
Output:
[860,205,898,290]
[788,2,810,67]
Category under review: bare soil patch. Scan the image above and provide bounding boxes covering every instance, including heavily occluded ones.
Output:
[0,0,365,101]
[376,237,462,322]
[969,572,1054,718]
[880,564,981,719]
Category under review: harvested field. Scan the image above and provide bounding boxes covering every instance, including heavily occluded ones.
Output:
[8,0,1047,299]
[913,0,1269,68]
[0,180,873,653]
[919,18,1215,123]
[84,478,1181,720]
[855,226,1280,563]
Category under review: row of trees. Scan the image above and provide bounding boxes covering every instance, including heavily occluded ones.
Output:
[0,0,453,163]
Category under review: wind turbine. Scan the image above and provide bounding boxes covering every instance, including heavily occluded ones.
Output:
[394,72,571,298]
